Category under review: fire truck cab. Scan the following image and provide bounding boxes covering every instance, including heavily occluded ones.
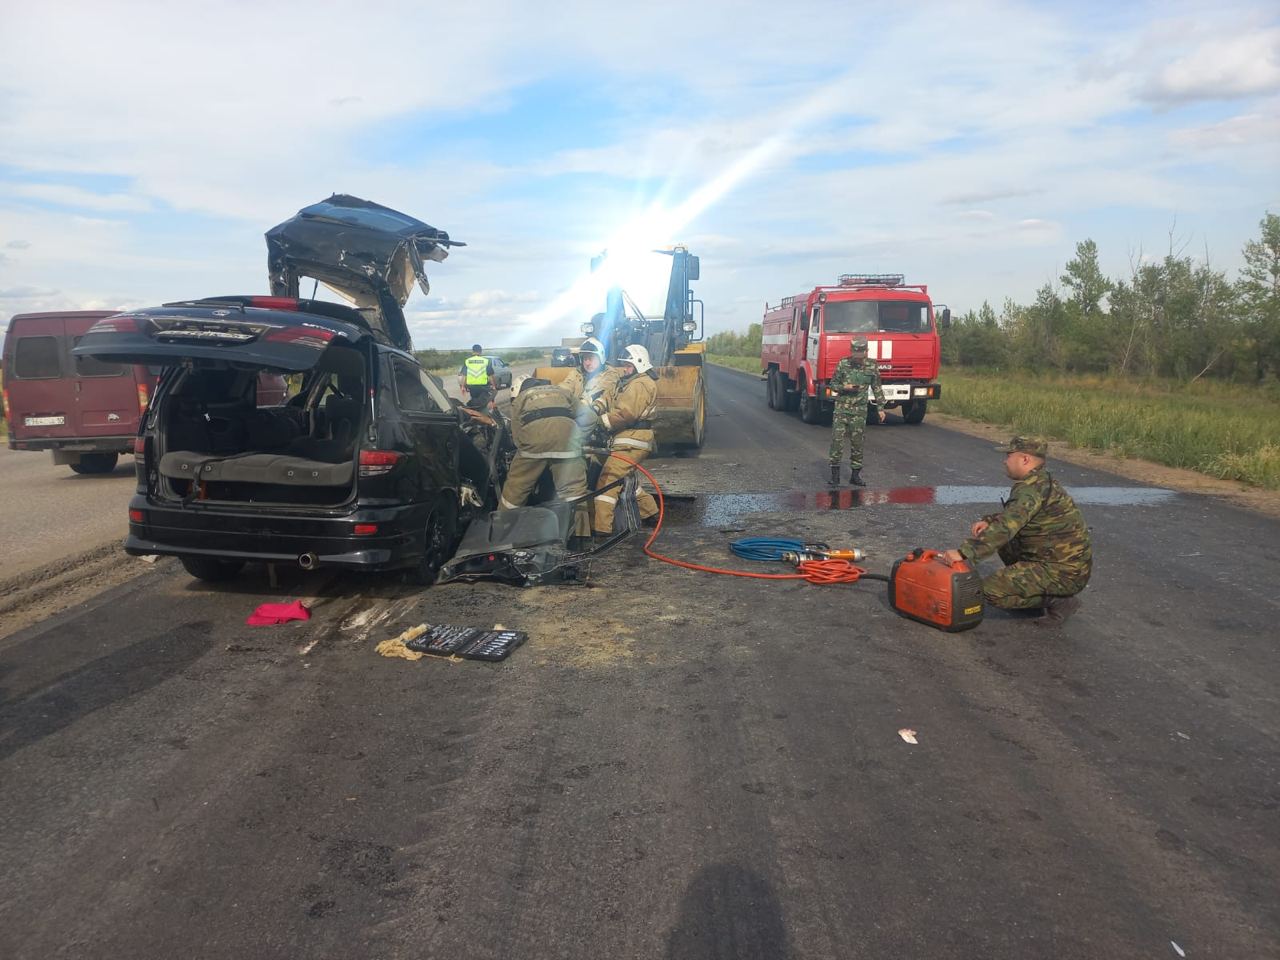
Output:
[760,274,950,425]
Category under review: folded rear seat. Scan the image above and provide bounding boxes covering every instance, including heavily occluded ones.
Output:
[159,451,354,486]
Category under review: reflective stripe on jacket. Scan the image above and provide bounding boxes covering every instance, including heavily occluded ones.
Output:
[600,372,657,451]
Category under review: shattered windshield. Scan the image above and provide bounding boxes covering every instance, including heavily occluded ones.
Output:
[823,300,931,334]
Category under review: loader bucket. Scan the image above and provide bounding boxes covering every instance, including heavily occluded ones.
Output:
[653,349,706,448]
[531,366,577,386]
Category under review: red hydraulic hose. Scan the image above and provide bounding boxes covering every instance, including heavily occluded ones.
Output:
[605,451,871,586]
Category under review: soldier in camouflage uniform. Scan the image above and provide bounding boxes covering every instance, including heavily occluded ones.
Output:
[943,436,1092,625]
[827,337,886,486]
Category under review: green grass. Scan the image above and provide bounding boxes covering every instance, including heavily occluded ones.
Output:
[935,370,1280,489]
[707,355,763,374]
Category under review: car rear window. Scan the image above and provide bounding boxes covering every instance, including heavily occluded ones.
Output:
[13,336,61,379]
[71,337,126,377]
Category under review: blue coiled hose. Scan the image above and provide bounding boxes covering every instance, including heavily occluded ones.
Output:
[729,537,806,562]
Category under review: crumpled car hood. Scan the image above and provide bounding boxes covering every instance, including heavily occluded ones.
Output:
[265,194,463,352]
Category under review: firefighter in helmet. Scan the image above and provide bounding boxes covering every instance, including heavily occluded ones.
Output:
[590,343,659,539]
[559,336,620,409]
[827,336,886,486]
[500,375,592,538]
[457,344,496,410]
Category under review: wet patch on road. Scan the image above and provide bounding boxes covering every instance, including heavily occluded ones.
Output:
[660,485,1176,527]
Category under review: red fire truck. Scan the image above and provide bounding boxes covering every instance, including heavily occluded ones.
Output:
[760,273,950,425]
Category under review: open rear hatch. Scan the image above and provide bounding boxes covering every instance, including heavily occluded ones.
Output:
[265,194,464,353]
[73,299,374,507]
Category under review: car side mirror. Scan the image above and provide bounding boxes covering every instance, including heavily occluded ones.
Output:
[937,306,951,329]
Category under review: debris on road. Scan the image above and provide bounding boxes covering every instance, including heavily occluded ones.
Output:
[406,624,527,661]
[1171,940,1186,957]
[375,624,430,660]
[898,728,918,745]
[245,600,311,626]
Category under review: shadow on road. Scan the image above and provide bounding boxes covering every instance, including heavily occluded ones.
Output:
[665,862,791,960]
[0,620,215,762]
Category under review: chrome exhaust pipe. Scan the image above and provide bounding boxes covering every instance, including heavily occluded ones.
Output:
[299,552,318,570]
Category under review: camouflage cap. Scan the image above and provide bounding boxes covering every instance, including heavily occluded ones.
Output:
[851,337,869,353]
[995,435,1048,458]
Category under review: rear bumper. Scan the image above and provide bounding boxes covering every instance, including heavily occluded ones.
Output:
[125,496,431,571]
[8,435,134,453]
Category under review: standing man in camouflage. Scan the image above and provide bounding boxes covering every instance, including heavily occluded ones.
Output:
[943,436,1092,625]
[827,336,886,486]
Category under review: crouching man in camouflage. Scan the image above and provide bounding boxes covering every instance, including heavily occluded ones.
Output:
[943,436,1092,625]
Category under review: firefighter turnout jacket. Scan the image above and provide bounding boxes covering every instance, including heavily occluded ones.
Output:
[510,382,582,459]
[596,371,657,452]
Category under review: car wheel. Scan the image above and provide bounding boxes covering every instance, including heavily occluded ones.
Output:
[410,499,459,586]
[180,556,245,581]
[70,452,119,474]
[766,370,779,410]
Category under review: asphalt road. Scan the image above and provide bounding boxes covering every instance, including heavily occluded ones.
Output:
[0,445,135,577]
[1,364,1277,959]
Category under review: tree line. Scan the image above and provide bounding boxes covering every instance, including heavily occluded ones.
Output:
[707,214,1280,385]
[943,214,1279,383]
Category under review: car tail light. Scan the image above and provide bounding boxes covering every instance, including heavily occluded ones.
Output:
[359,450,402,477]
[87,315,144,334]
[353,523,379,536]
[137,382,150,413]
[133,437,146,465]
[248,296,301,310]
[129,508,146,523]
[264,327,336,348]
[1,387,9,424]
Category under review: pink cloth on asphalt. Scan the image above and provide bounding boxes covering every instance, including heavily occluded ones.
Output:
[246,600,311,626]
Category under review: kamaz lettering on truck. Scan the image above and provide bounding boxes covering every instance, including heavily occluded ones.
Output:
[760,274,950,426]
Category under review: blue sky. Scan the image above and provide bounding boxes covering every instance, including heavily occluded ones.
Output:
[1,0,1277,348]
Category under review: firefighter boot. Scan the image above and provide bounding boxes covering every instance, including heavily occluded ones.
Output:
[827,464,840,486]
[849,468,866,487]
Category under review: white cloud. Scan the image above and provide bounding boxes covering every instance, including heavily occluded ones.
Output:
[1143,30,1280,102]
[7,184,152,212]
[1171,110,1280,148]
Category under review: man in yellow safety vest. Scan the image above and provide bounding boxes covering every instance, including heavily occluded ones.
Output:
[457,344,496,410]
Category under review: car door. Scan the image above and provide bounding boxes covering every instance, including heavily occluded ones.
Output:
[386,354,459,499]
[489,357,503,388]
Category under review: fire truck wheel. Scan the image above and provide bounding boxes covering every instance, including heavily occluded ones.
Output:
[902,400,927,424]
[766,370,779,409]
[785,384,799,412]
[800,391,823,425]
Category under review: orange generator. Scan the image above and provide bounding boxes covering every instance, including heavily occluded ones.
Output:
[887,549,984,632]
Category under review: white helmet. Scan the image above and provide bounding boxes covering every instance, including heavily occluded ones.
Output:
[510,374,530,398]
[575,336,605,358]
[619,344,653,374]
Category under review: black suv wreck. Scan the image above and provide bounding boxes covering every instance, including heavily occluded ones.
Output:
[73,195,509,583]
